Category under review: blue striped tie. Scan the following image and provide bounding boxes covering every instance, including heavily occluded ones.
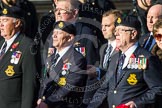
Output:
[0,42,7,59]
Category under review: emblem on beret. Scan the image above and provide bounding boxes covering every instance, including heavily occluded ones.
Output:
[2,8,8,15]
[127,74,138,85]
[117,17,121,24]
[5,65,15,76]
[58,22,64,28]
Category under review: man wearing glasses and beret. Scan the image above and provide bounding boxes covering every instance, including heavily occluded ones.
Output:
[87,15,162,108]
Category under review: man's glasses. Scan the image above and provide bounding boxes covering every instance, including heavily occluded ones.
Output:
[54,8,73,14]
[114,28,134,33]
[154,33,162,41]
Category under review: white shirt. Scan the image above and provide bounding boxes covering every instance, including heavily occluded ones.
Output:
[108,40,116,55]
[0,32,19,53]
[55,45,71,65]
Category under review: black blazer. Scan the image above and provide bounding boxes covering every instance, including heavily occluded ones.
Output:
[40,46,88,108]
[88,46,162,108]
[0,33,37,108]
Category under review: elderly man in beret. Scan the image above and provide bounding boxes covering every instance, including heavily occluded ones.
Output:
[37,21,88,108]
[87,15,162,108]
[0,6,38,108]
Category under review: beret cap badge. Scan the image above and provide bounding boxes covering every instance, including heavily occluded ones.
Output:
[117,17,121,24]
[2,8,8,15]
[58,22,64,28]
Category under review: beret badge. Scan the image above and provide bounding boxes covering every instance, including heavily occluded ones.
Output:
[117,17,121,24]
[2,8,8,15]
[58,22,64,29]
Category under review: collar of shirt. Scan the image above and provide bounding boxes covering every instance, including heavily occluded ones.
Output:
[55,45,71,65]
[122,42,138,69]
[5,32,20,52]
[108,40,116,55]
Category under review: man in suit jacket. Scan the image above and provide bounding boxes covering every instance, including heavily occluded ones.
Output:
[37,21,88,108]
[139,4,162,51]
[87,15,162,108]
[0,6,38,108]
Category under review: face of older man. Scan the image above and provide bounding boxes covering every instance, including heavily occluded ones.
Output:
[54,1,78,22]
[52,29,73,51]
[0,16,18,40]
[114,26,137,52]
[147,4,162,32]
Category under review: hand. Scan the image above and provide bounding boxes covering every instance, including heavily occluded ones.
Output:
[86,65,97,78]
[36,101,48,108]
[125,101,136,108]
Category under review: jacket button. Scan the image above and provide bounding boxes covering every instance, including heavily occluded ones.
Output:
[112,105,115,108]
[114,90,117,94]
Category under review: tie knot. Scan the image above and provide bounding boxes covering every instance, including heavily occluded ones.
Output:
[55,53,60,60]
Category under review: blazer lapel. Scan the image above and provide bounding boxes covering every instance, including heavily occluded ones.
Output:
[49,46,73,81]
[116,46,141,85]
[107,51,120,86]
[0,34,24,70]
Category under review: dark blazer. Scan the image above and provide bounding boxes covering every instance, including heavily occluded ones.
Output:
[88,46,162,108]
[0,33,37,108]
[40,46,87,108]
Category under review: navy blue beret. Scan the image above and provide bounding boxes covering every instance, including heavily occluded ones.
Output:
[0,6,24,19]
[53,21,76,35]
[115,15,141,30]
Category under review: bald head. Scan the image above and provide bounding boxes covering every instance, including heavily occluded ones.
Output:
[147,4,162,32]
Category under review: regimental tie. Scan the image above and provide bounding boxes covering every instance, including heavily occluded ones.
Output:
[117,53,126,79]
[103,44,112,69]
[51,53,60,66]
[144,35,153,51]
[0,42,7,60]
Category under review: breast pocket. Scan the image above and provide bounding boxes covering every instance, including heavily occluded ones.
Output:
[124,69,144,86]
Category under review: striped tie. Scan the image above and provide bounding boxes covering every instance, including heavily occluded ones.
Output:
[0,42,7,60]
[103,44,112,69]
[117,53,126,78]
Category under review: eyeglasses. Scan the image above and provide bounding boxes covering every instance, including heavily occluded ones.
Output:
[154,34,162,41]
[114,28,134,33]
[54,8,73,14]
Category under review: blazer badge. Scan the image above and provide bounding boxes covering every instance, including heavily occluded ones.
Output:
[127,74,138,85]
[5,65,15,76]
[75,47,86,57]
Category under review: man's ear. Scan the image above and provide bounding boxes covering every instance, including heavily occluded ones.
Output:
[67,34,74,42]
[72,9,79,18]
[131,30,137,40]
[14,20,21,28]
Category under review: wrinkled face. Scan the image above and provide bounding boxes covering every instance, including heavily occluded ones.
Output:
[154,28,162,49]
[52,29,72,49]
[147,6,162,32]
[102,14,115,40]
[54,1,76,22]
[114,25,136,51]
[0,16,16,40]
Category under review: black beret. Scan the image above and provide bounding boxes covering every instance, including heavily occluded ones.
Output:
[53,21,76,35]
[0,6,24,19]
[115,15,141,30]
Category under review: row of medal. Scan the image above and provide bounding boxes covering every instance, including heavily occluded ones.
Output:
[127,57,147,70]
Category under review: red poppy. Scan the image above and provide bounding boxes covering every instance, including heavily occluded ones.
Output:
[11,42,19,49]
